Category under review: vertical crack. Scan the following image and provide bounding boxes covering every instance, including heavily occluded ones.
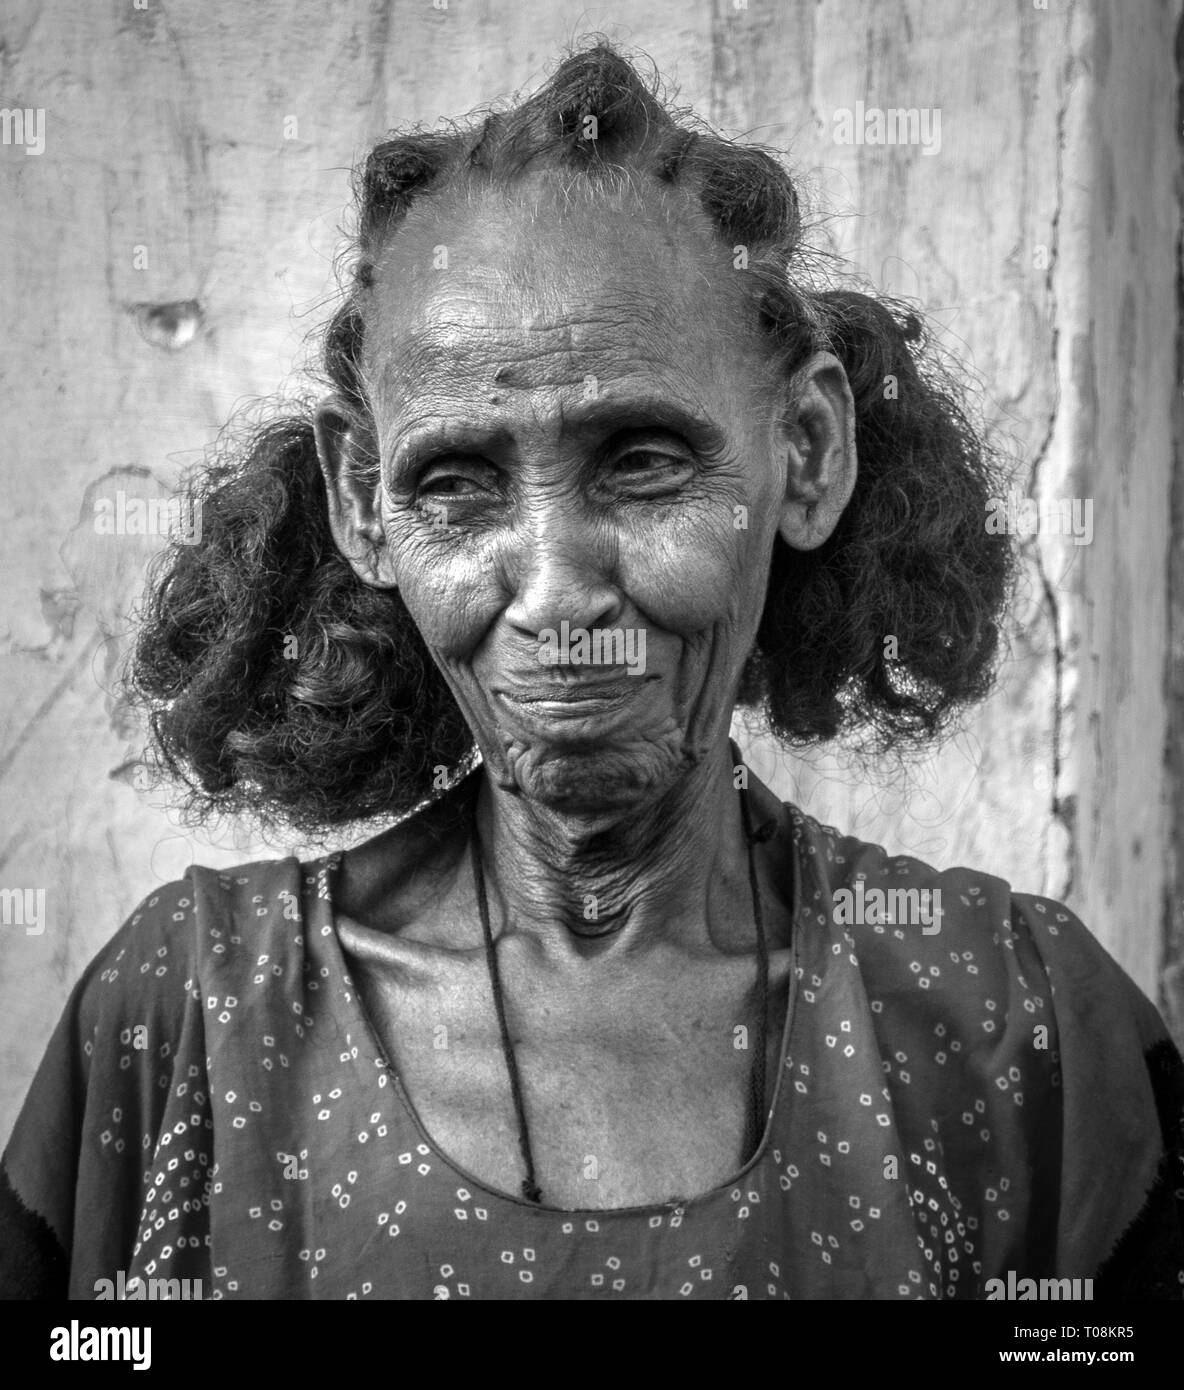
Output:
[1027,57,1073,898]
[1162,3,1184,1042]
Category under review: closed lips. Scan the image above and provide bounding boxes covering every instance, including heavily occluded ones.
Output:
[501,681,634,703]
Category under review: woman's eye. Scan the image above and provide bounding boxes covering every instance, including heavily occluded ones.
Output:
[416,463,496,501]
[413,463,498,530]
[616,450,672,470]
[609,449,693,491]
[420,475,473,495]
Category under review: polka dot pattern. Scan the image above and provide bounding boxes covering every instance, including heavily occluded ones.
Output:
[3,804,1179,1298]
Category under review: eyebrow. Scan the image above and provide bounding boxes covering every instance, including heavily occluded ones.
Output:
[387,394,729,474]
[557,395,726,448]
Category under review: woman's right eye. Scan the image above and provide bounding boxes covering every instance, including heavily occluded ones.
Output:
[419,474,475,496]
[415,460,498,501]
[412,460,501,530]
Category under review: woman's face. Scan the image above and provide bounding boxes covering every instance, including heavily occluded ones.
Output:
[326,181,850,815]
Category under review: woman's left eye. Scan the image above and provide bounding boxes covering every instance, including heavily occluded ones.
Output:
[615,449,674,470]
[609,449,693,488]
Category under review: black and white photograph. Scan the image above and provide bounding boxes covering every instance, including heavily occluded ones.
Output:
[0,0,1181,1341]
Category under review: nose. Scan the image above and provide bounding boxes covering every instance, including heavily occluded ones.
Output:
[502,509,624,639]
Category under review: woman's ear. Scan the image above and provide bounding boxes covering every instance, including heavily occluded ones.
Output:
[314,397,398,589]
[775,351,858,551]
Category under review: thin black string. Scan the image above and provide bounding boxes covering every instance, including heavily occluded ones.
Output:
[471,777,770,1207]
[471,830,543,1205]
[739,778,771,1159]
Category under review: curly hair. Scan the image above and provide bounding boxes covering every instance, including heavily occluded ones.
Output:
[129,41,1015,835]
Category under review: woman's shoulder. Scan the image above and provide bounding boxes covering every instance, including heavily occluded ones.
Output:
[784,800,1163,1034]
[0,848,338,1297]
[66,850,336,1031]
[784,801,1184,1291]
[104,850,324,950]
[789,798,1060,939]
[7,849,339,1157]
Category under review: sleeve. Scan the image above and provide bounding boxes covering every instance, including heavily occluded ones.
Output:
[1011,893,1184,1299]
[0,879,204,1299]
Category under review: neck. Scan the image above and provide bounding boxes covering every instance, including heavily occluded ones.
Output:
[473,737,752,957]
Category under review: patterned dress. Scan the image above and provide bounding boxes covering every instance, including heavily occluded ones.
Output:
[2,773,1182,1299]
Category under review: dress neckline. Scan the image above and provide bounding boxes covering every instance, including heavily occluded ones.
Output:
[316,775,804,1216]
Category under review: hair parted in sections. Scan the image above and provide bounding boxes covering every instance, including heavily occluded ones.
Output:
[130,41,1015,835]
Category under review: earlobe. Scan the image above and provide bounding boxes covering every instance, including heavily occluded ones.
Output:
[313,397,397,589]
[776,352,858,552]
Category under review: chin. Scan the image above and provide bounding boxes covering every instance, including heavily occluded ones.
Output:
[498,732,690,816]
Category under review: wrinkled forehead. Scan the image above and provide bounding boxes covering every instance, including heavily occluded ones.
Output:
[360,176,765,406]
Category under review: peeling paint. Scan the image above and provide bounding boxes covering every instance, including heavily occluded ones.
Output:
[129,299,204,350]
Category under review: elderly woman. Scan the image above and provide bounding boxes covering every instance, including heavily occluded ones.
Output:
[2,45,1181,1302]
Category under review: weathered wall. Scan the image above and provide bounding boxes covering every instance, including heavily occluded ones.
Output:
[1,0,1178,1144]
[1165,2,1184,1045]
